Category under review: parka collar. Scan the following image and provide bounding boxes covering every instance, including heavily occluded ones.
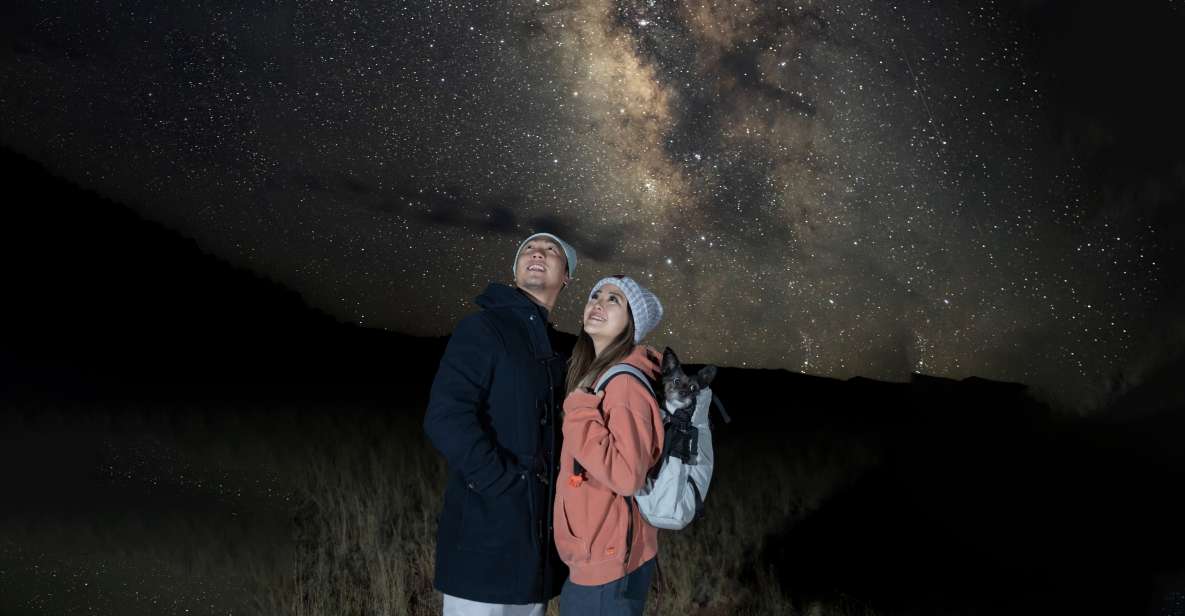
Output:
[476,283,559,360]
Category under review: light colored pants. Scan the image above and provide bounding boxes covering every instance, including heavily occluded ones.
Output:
[442,593,544,616]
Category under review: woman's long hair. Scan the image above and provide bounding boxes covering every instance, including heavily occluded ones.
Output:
[565,308,637,395]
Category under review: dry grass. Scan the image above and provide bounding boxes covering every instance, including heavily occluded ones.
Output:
[259,410,878,616]
[3,399,878,615]
[644,432,877,615]
[252,410,446,616]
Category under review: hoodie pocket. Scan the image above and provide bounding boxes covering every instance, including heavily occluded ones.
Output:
[554,492,588,562]
[555,482,629,567]
[587,495,628,565]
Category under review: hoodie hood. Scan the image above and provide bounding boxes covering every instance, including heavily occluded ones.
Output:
[618,344,662,383]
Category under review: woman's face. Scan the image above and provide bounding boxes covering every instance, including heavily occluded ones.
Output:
[583,283,630,347]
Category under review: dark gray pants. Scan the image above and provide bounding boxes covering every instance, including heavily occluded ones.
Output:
[558,558,656,616]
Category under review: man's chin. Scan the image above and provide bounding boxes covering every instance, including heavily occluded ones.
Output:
[516,279,548,292]
[517,276,559,291]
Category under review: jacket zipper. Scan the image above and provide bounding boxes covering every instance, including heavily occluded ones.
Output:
[541,355,557,596]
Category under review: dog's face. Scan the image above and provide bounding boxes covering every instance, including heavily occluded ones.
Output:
[660,347,717,413]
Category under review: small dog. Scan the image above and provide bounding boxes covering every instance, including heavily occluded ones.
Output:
[658,348,727,466]
[659,347,718,422]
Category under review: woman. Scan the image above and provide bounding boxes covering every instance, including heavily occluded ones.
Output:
[554,275,665,615]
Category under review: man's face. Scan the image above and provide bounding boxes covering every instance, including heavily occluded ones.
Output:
[515,238,569,292]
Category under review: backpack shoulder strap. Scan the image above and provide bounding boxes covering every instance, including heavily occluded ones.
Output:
[710,390,731,424]
[593,363,656,398]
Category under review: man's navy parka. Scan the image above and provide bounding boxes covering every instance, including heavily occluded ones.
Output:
[424,283,574,604]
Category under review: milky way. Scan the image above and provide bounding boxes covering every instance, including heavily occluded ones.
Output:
[2,1,1179,408]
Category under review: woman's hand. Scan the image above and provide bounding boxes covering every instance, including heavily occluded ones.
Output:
[563,389,605,414]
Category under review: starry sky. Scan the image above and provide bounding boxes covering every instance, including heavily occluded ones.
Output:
[2,1,1183,409]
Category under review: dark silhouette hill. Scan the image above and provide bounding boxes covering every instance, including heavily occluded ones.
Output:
[0,145,446,401]
[709,367,1185,615]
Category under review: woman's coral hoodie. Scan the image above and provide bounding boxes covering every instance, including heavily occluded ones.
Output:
[553,344,665,586]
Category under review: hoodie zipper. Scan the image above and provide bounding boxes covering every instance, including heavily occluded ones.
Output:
[623,495,635,569]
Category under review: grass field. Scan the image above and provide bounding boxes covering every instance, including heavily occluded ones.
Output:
[1,393,878,616]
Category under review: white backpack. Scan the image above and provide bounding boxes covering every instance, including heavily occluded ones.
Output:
[593,365,727,530]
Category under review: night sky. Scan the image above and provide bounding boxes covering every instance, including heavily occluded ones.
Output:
[2,1,1183,409]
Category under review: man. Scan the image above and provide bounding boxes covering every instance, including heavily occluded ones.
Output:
[424,232,578,615]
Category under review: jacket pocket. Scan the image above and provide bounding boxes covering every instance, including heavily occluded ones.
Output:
[459,472,528,554]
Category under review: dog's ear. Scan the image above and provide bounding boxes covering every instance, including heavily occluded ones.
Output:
[661,347,680,376]
[695,365,717,387]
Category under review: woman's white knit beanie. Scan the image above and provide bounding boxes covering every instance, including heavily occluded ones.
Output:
[588,276,663,343]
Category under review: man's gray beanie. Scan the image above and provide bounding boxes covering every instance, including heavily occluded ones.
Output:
[588,276,663,344]
[512,232,577,279]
